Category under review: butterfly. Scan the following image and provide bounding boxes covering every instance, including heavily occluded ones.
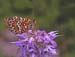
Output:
[5,16,36,34]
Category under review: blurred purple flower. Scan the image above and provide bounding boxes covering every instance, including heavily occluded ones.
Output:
[10,30,60,57]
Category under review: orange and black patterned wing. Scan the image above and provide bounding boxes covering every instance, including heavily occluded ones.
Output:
[5,16,36,34]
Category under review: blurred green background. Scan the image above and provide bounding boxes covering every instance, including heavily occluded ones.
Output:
[0,0,75,57]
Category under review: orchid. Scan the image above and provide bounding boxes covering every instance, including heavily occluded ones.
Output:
[10,30,59,57]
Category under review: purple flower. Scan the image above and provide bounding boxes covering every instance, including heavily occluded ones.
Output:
[10,30,60,57]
